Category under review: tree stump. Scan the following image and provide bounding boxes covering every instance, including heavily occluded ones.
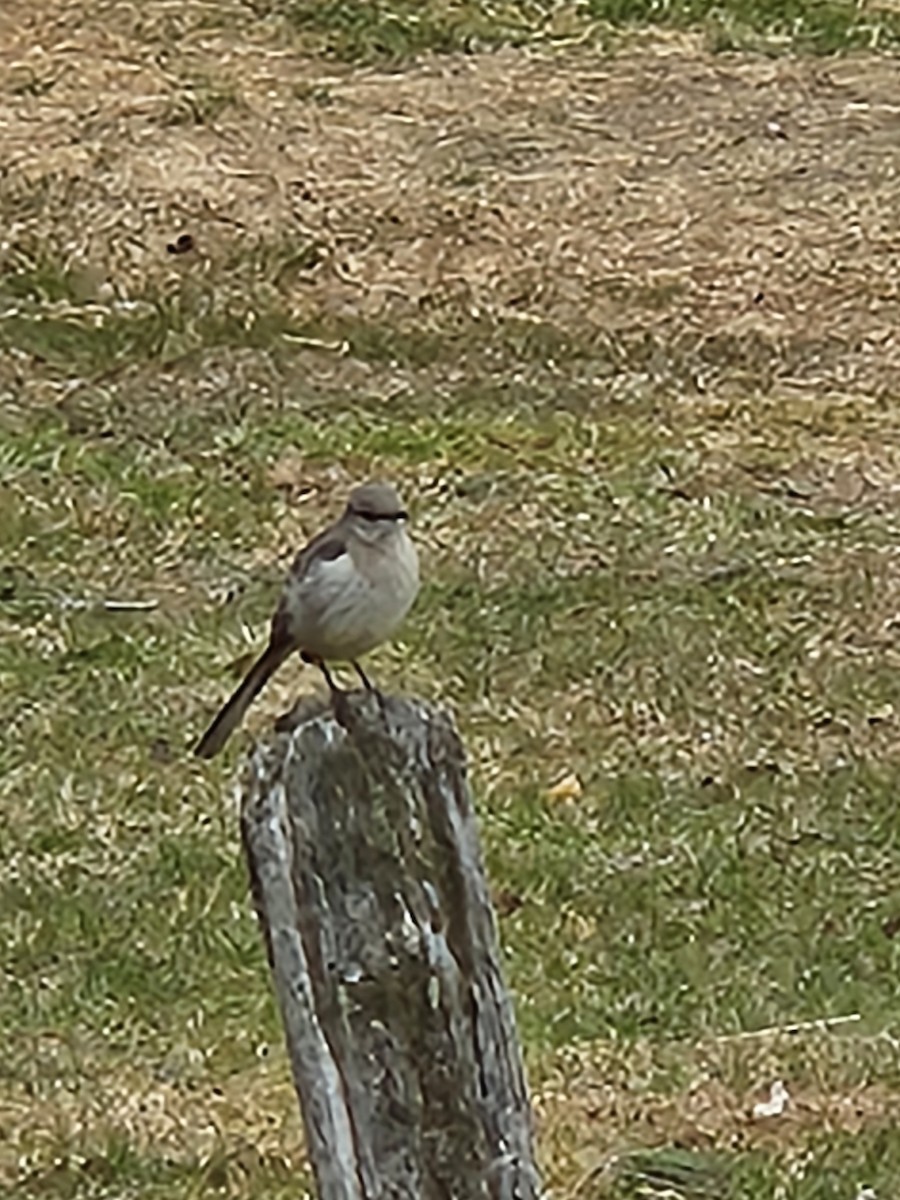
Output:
[240,691,541,1200]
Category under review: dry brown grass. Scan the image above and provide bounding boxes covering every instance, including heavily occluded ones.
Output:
[4,3,900,397]
[5,1028,899,1192]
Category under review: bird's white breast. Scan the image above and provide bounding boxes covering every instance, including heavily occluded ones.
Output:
[284,525,418,661]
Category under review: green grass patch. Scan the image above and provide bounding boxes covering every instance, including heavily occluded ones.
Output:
[8,1138,311,1200]
[610,1128,900,1197]
[278,0,536,60]
[5,392,900,1066]
[266,0,900,60]
[586,0,900,52]
[6,321,900,1194]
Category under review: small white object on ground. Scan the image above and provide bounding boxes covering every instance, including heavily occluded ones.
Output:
[752,1079,790,1119]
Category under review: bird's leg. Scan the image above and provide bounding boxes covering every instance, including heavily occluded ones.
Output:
[318,659,342,695]
[301,650,341,695]
[353,659,387,718]
[351,660,375,692]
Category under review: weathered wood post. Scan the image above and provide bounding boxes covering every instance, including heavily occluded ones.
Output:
[240,691,541,1200]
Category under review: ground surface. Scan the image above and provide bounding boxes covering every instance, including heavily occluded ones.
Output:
[4,2,900,1197]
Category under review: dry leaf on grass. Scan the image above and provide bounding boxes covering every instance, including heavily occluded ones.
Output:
[546,771,583,804]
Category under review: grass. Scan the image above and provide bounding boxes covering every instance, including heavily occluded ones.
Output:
[5,363,900,1195]
[4,2,900,1196]
[270,0,900,59]
[608,1129,900,1196]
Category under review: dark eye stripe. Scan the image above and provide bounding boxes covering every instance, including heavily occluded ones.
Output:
[357,509,406,522]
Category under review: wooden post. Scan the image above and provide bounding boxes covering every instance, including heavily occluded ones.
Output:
[240,691,541,1200]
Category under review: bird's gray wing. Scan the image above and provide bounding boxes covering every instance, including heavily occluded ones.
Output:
[291,528,348,580]
[269,525,352,642]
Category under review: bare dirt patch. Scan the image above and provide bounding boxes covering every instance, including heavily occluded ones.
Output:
[4,3,900,398]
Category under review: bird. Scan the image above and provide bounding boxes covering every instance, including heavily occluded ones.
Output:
[194,481,419,759]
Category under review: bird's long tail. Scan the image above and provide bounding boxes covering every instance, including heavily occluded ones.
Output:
[194,638,294,759]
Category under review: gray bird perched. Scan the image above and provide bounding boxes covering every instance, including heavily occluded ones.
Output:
[195,481,419,758]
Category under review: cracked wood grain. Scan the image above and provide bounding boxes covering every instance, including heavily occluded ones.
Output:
[241,691,541,1200]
